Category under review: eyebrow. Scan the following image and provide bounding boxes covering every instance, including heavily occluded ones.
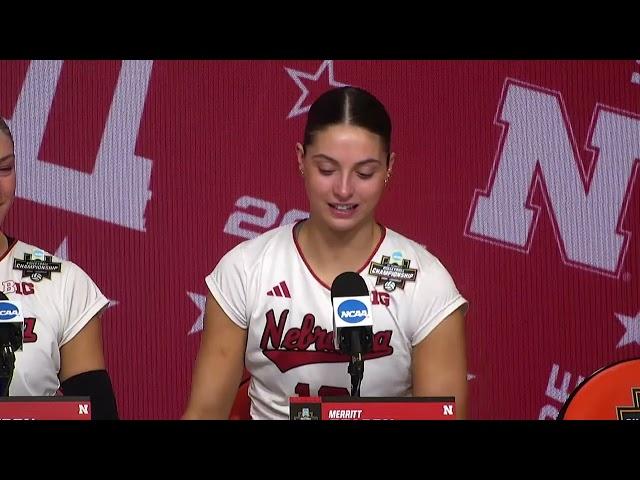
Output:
[0,154,14,162]
[311,154,381,166]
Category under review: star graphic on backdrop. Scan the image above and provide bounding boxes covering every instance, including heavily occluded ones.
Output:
[615,311,640,348]
[54,237,68,260]
[188,291,206,335]
[285,60,348,119]
[55,236,118,308]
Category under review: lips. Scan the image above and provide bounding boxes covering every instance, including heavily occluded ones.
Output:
[329,203,357,211]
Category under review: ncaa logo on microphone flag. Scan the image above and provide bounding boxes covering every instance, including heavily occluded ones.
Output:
[0,302,20,321]
[337,299,369,324]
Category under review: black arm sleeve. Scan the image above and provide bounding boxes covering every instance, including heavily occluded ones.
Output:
[60,369,119,420]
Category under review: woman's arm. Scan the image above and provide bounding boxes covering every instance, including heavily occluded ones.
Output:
[183,292,248,419]
[412,306,468,419]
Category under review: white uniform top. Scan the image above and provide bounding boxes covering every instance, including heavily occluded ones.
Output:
[206,222,467,420]
[1,239,109,396]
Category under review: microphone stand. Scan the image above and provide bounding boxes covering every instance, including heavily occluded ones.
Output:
[348,355,364,397]
[345,328,372,397]
[0,343,16,397]
[348,333,364,397]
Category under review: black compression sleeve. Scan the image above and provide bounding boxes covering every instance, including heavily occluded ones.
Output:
[60,369,119,420]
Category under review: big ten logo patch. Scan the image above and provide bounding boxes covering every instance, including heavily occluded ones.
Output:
[1,281,35,296]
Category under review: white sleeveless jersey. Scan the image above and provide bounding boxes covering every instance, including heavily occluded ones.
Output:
[0,239,109,396]
[206,223,467,420]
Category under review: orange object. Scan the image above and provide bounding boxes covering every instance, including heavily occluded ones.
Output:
[558,358,640,420]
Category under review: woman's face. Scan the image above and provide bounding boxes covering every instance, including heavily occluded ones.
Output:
[0,133,16,227]
[297,124,394,234]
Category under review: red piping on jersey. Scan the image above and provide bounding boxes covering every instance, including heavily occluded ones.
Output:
[292,220,387,291]
[0,235,18,264]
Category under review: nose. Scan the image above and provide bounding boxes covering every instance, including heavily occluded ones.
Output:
[333,172,355,201]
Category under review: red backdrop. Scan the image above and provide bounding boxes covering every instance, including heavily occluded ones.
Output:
[1,60,638,419]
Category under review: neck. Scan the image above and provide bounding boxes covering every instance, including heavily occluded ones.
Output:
[0,232,7,257]
[297,217,381,270]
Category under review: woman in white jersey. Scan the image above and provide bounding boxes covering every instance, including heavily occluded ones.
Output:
[0,117,118,419]
[184,87,468,420]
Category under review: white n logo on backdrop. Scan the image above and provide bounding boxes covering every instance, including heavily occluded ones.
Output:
[466,79,640,277]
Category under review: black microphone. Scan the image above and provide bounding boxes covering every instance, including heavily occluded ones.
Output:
[331,272,373,397]
[0,291,24,397]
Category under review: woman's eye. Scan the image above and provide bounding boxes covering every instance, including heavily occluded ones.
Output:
[356,172,374,179]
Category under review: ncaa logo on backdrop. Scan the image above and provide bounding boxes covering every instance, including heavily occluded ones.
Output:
[337,299,369,324]
[0,302,20,321]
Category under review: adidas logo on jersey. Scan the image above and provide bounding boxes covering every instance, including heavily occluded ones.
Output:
[266,281,290,298]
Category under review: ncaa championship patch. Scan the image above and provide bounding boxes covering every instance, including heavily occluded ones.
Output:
[368,251,417,292]
[13,253,62,282]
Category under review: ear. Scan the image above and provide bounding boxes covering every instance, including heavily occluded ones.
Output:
[296,143,305,173]
[388,152,396,173]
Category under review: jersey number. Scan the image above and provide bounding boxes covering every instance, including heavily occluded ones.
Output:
[295,382,349,397]
[23,317,38,342]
